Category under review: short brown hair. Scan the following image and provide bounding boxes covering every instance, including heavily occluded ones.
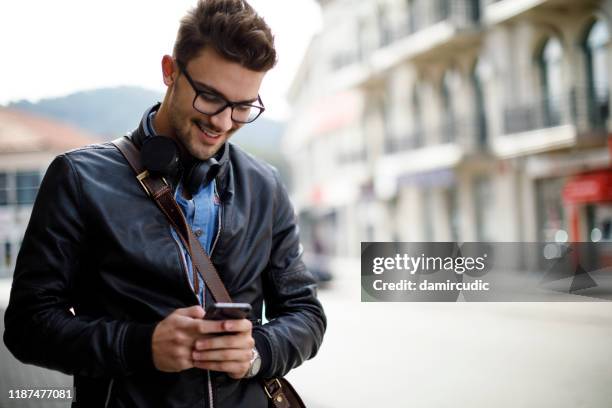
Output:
[173,0,277,72]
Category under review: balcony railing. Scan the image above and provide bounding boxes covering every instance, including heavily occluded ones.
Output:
[397,0,481,41]
[384,129,425,153]
[502,87,609,135]
[384,112,488,154]
[573,86,609,133]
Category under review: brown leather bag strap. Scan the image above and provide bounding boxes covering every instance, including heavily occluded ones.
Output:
[112,136,231,302]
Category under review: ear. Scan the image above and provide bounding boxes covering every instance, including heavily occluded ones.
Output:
[161,55,177,87]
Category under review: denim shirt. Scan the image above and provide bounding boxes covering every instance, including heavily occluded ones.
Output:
[171,181,219,306]
[147,111,219,305]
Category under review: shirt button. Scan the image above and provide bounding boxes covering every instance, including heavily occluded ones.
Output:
[194,229,203,237]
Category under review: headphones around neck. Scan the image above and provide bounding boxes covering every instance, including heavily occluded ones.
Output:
[137,105,222,196]
[141,136,220,196]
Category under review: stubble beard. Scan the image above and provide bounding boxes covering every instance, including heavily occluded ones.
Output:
[169,103,238,160]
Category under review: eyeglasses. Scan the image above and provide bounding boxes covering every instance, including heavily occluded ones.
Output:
[176,60,265,124]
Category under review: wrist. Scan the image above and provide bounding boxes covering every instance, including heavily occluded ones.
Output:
[244,347,261,378]
[252,330,272,377]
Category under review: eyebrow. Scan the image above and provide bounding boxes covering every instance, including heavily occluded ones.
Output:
[192,79,259,105]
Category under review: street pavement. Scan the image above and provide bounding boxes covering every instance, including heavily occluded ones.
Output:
[2,260,612,407]
[287,257,612,408]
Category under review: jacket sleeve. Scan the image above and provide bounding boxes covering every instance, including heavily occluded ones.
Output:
[251,169,327,378]
[3,154,156,378]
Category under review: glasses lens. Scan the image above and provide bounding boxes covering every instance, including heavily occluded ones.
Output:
[232,105,263,123]
[193,92,263,123]
[194,92,226,115]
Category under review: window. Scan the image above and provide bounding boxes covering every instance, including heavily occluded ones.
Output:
[470,0,481,22]
[0,173,8,206]
[438,0,451,22]
[423,189,435,241]
[380,92,392,151]
[472,59,488,147]
[4,241,11,270]
[536,178,567,242]
[441,71,457,143]
[412,85,424,147]
[16,171,41,206]
[474,177,495,241]
[584,19,610,128]
[446,187,460,242]
[378,4,392,46]
[538,38,563,127]
[406,0,417,33]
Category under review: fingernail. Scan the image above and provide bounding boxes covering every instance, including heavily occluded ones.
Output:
[225,322,233,330]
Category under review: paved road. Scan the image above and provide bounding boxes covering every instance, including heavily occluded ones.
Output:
[2,262,612,408]
[286,258,612,408]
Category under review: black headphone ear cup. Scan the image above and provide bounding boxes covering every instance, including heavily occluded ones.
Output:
[185,158,221,196]
[141,136,181,177]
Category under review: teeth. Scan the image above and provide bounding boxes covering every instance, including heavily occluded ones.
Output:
[197,122,220,138]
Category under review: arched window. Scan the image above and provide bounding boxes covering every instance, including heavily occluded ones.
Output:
[538,37,563,127]
[584,19,610,128]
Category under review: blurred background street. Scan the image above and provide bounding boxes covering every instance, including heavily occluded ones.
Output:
[288,258,612,407]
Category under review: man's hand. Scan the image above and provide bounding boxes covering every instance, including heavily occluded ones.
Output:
[152,306,231,372]
[191,317,254,379]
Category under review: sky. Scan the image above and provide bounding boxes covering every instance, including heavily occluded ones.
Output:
[0,0,322,120]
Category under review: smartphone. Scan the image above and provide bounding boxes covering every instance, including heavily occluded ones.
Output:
[204,302,252,320]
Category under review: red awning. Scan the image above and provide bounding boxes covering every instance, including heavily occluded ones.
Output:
[563,169,612,204]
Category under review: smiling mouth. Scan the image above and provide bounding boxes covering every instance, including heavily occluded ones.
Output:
[195,120,222,139]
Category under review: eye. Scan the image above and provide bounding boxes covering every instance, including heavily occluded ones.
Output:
[199,91,224,104]
[234,104,252,113]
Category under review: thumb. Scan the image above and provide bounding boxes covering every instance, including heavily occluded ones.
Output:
[173,305,205,319]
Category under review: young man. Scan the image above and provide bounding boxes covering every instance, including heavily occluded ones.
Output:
[3,1,326,407]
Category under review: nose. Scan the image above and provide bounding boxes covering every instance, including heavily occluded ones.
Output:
[208,106,234,133]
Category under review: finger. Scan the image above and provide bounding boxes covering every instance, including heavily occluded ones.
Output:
[194,333,254,351]
[188,319,233,336]
[195,318,252,334]
[218,318,252,333]
[192,348,252,363]
[173,305,205,319]
[189,318,252,337]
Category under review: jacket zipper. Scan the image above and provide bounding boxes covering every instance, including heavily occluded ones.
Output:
[104,379,114,408]
[206,181,223,408]
[207,370,214,408]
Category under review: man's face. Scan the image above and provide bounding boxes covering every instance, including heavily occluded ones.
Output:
[166,47,266,160]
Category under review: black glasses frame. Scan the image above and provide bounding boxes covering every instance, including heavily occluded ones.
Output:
[176,60,265,124]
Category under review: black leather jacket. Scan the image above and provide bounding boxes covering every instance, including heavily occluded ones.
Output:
[3,110,326,407]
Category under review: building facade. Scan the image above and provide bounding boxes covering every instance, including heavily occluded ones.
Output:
[0,109,96,277]
[283,0,612,259]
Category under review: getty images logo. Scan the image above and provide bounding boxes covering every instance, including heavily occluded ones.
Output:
[371,253,488,275]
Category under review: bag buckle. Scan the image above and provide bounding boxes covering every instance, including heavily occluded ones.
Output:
[264,378,282,399]
[136,170,168,197]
